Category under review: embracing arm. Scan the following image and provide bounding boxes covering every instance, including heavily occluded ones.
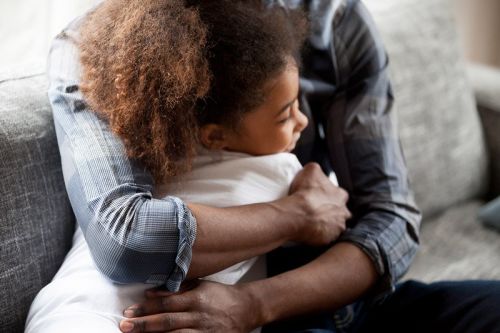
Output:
[258,0,422,315]
[257,0,422,319]
[243,242,377,327]
[49,19,348,290]
[187,202,298,279]
[49,24,197,290]
[258,0,423,319]
[327,0,421,295]
[187,162,350,279]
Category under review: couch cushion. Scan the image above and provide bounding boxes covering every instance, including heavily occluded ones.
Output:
[0,70,74,332]
[479,105,500,197]
[404,200,500,281]
[366,0,488,217]
[467,64,500,197]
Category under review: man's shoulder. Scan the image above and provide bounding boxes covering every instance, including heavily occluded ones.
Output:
[277,0,351,50]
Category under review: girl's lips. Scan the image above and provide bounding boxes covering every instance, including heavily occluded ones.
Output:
[286,134,301,152]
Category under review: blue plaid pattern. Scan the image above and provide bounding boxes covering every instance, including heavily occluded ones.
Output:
[48,22,196,291]
[272,0,421,299]
[47,0,421,298]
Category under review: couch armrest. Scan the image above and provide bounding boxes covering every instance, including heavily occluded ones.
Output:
[467,63,500,196]
[0,71,74,331]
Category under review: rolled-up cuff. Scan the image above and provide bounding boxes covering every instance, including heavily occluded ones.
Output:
[165,197,197,292]
[338,216,419,302]
[338,231,393,302]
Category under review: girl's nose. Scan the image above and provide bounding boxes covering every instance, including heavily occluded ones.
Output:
[295,108,309,132]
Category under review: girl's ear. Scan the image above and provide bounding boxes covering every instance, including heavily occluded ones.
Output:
[199,124,229,150]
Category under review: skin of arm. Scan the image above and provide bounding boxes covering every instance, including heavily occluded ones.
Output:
[186,202,296,279]
[245,242,378,327]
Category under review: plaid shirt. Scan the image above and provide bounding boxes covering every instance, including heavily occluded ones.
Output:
[48,0,420,296]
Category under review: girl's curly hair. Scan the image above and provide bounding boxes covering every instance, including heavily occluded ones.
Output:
[79,0,307,184]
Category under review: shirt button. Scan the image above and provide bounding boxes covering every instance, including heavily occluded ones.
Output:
[65,85,78,93]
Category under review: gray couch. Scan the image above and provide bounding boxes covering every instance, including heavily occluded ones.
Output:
[1,0,500,331]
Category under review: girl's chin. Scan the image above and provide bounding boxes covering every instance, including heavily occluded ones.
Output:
[285,143,296,152]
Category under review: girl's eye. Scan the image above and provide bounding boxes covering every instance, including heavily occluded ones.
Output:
[278,111,291,124]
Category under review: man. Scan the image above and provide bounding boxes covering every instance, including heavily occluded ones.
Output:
[47,0,500,332]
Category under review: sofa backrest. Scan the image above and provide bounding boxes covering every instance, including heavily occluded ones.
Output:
[366,0,489,217]
[0,1,491,330]
[0,68,74,332]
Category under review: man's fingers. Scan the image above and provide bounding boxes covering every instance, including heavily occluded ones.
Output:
[289,162,323,193]
[303,162,322,172]
[120,312,197,333]
[337,187,349,204]
[124,294,192,318]
[342,206,352,220]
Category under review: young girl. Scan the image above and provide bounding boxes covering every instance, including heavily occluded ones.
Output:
[26,0,336,332]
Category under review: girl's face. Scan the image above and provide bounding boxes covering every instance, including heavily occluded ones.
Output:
[214,64,309,156]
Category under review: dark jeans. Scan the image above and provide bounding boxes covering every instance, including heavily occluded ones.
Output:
[263,247,500,333]
[356,279,500,333]
[263,280,500,333]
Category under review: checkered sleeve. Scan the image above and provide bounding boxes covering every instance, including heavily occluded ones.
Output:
[293,0,422,299]
[47,20,196,291]
[328,0,422,298]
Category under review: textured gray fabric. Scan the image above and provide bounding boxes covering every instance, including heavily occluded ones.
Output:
[467,64,500,113]
[0,72,74,332]
[405,200,500,281]
[467,64,500,196]
[367,0,488,217]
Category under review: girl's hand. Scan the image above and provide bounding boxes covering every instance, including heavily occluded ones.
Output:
[119,281,258,333]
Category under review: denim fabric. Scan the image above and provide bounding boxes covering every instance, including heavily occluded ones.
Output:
[355,280,500,333]
[264,280,500,332]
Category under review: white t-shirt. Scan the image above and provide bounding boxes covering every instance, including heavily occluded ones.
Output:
[25,150,314,333]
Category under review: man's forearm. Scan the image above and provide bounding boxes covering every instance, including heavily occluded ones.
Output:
[187,164,351,279]
[241,242,379,327]
[187,200,298,279]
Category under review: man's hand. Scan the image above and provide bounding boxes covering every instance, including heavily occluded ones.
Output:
[119,281,257,333]
[276,162,351,246]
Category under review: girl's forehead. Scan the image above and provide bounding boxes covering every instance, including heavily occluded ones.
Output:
[263,66,299,101]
